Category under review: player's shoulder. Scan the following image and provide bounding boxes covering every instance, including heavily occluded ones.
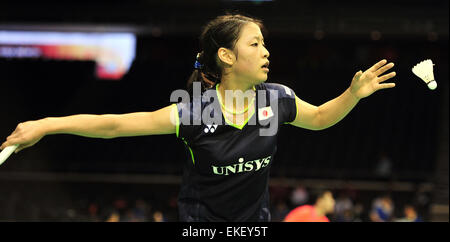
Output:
[297,205,314,212]
[175,86,217,117]
[257,82,295,99]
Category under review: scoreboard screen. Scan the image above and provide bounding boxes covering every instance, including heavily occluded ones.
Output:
[0,31,136,80]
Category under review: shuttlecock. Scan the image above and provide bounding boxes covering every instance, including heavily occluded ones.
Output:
[412,59,437,90]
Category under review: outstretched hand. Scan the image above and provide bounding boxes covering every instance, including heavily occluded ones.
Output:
[0,120,46,153]
[350,59,396,100]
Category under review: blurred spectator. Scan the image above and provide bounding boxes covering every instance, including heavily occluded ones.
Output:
[395,204,423,222]
[113,197,128,211]
[290,185,309,206]
[270,184,290,205]
[334,192,354,222]
[166,193,179,221]
[374,152,393,178]
[152,211,166,222]
[413,188,430,217]
[271,201,290,222]
[352,203,364,222]
[65,208,77,221]
[106,210,120,222]
[284,190,335,222]
[133,199,151,222]
[87,202,100,222]
[121,209,140,222]
[370,194,394,222]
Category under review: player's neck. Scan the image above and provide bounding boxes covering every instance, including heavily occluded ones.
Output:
[217,80,255,115]
[218,79,254,93]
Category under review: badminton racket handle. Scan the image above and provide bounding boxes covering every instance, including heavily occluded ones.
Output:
[0,144,19,166]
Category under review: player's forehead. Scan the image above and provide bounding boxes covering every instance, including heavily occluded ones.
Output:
[238,22,264,42]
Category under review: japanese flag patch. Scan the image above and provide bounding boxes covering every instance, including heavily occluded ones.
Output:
[258,106,274,121]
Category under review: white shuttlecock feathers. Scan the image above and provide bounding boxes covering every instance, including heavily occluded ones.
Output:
[412,59,437,90]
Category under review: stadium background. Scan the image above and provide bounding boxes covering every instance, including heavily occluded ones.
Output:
[0,0,448,221]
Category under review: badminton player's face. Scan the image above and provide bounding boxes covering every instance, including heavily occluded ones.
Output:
[232,22,270,84]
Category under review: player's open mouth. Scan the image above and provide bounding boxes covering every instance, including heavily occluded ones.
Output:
[262,62,269,72]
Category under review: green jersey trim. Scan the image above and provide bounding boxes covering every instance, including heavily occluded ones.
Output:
[183,140,195,165]
[172,103,180,138]
[216,84,256,130]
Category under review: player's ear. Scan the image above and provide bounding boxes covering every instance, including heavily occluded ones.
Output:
[217,47,235,66]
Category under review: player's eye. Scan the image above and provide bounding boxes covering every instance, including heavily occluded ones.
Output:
[251,43,258,47]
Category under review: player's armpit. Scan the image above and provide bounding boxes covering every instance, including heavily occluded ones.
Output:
[113,104,177,137]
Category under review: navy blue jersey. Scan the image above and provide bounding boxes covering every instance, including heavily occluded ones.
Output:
[173,82,297,222]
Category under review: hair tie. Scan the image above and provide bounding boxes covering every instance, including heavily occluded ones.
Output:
[194,53,203,70]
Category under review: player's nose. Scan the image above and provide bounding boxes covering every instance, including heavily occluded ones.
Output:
[263,48,270,59]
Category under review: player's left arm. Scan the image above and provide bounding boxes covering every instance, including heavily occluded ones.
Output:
[290,59,396,130]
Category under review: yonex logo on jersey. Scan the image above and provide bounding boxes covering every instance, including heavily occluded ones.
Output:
[211,156,272,175]
[204,124,218,133]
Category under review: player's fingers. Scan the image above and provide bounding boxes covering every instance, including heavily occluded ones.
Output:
[1,139,21,150]
[6,134,19,142]
[15,145,25,153]
[368,59,387,73]
[4,134,21,147]
[377,82,396,90]
[1,140,14,150]
[377,72,396,83]
[15,143,34,153]
[374,62,394,76]
[1,142,10,150]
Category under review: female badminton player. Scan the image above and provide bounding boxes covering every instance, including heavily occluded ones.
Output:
[1,14,396,222]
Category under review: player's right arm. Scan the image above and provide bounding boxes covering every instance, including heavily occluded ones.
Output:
[0,104,178,153]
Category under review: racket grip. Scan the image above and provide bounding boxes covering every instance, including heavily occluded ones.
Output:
[0,144,19,166]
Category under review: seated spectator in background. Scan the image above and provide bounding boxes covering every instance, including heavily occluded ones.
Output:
[153,210,166,222]
[283,190,335,222]
[272,201,290,222]
[395,204,423,222]
[133,199,151,222]
[374,151,393,178]
[370,194,394,222]
[290,185,309,207]
[105,211,120,222]
[334,192,354,222]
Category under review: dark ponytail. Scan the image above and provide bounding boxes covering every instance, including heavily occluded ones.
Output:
[186,13,265,96]
[186,52,218,96]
